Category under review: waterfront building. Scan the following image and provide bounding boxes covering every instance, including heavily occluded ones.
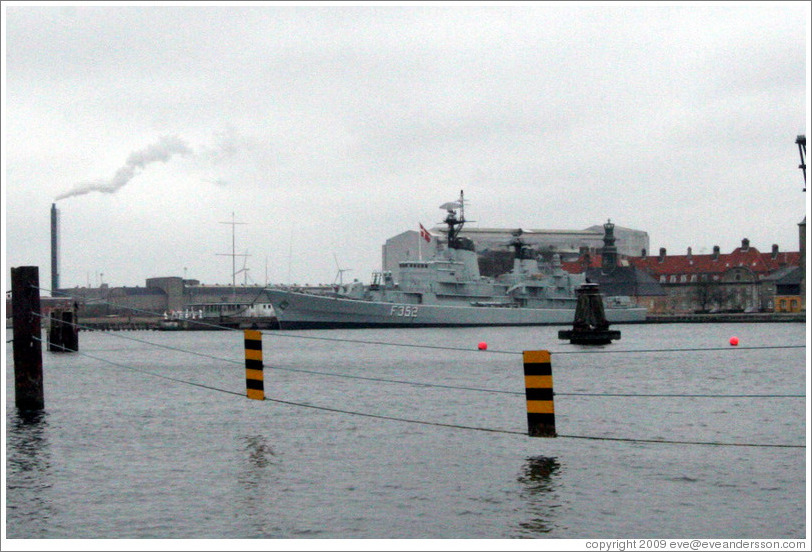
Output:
[624,239,802,314]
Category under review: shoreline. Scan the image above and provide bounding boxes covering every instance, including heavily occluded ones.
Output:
[643,312,805,324]
[8,312,802,332]
[65,312,805,331]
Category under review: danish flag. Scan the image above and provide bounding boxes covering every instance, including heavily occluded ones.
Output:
[419,223,432,243]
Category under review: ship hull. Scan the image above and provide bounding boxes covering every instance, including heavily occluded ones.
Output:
[266,289,646,330]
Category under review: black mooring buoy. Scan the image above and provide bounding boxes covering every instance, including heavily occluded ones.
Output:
[558,283,620,345]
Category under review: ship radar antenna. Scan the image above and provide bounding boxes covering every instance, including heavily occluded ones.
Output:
[439,190,470,248]
[507,228,534,261]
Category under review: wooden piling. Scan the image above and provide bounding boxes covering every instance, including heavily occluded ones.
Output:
[11,266,45,410]
[48,308,79,352]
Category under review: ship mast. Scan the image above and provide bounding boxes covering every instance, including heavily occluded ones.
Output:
[441,190,466,249]
[509,229,534,260]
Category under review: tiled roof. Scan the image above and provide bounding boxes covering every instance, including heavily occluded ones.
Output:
[563,247,800,277]
[631,247,800,276]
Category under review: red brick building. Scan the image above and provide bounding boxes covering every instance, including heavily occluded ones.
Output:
[631,239,802,313]
[565,238,803,314]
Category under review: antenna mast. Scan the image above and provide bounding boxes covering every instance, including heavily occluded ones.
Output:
[217,212,248,292]
[440,190,472,249]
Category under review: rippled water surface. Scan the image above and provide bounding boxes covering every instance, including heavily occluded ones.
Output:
[5,322,807,539]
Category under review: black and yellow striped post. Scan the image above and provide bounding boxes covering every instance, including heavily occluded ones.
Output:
[244,330,264,400]
[523,350,555,437]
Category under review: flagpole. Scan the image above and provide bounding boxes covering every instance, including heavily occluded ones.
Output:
[418,223,431,260]
[418,227,422,260]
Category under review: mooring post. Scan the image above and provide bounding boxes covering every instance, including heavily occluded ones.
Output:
[48,308,78,352]
[558,283,621,345]
[11,266,45,410]
[523,350,555,437]
[244,329,265,400]
[48,308,79,353]
[47,311,60,352]
[62,309,79,351]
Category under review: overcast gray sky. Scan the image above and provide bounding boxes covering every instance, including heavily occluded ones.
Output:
[3,2,809,291]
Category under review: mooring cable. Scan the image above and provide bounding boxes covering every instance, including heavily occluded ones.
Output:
[557,391,805,398]
[31,336,245,397]
[28,311,806,399]
[31,311,245,366]
[555,434,804,448]
[550,344,807,355]
[30,337,805,449]
[265,366,805,399]
[260,328,806,356]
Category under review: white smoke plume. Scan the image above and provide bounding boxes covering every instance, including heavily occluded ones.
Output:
[55,135,192,201]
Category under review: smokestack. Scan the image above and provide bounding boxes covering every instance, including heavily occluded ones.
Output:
[51,203,60,295]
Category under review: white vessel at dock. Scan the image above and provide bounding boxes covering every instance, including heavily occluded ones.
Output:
[158,301,278,330]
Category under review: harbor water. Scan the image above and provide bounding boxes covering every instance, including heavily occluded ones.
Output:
[4,322,807,540]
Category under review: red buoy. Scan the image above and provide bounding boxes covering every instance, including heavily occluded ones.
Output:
[729,336,739,346]
[478,341,488,350]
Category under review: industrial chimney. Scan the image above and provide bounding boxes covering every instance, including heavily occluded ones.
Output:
[51,203,60,295]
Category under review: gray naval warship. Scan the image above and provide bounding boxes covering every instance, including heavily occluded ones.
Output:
[266,192,647,329]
